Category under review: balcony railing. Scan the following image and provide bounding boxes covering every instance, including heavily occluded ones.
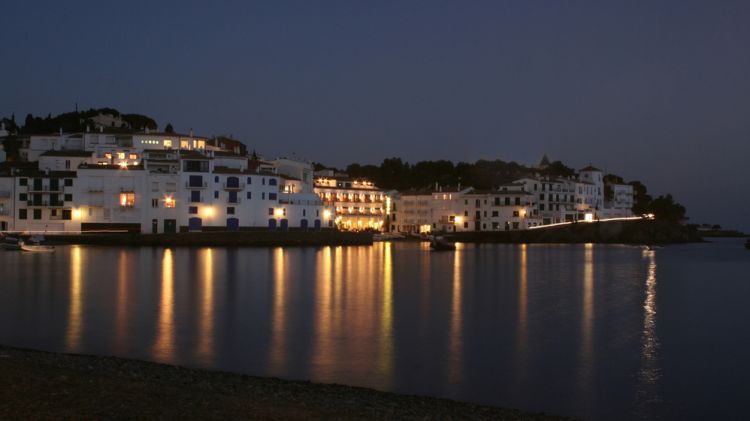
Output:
[227,197,242,204]
[27,186,64,193]
[185,181,208,189]
[223,182,245,190]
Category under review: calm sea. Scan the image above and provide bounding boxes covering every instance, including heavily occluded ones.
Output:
[1,239,748,420]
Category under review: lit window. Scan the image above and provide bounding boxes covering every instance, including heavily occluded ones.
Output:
[129,154,137,160]
[117,152,125,160]
[105,153,112,159]
[119,192,135,207]
[164,140,172,148]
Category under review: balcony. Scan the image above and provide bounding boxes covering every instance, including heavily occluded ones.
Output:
[227,197,242,204]
[27,201,48,207]
[27,186,64,193]
[185,181,208,189]
[223,182,245,190]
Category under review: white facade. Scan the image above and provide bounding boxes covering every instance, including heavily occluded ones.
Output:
[313,176,388,231]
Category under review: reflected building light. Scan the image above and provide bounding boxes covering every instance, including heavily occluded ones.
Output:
[66,246,83,352]
[115,249,130,349]
[636,249,661,414]
[153,248,176,363]
[579,243,595,391]
[517,244,528,353]
[448,245,463,383]
[377,242,394,385]
[197,248,215,362]
[268,247,287,373]
[311,246,334,381]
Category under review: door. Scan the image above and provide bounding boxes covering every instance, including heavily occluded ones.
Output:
[164,219,177,234]
[280,219,288,231]
[268,218,277,230]
[188,217,202,232]
[314,219,321,231]
[151,219,158,234]
[227,218,239,231]
[300,219,308,231]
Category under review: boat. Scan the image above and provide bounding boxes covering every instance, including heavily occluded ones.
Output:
[373,232,405,241]
[19,235,55,253]
[430,236,456,251]
[1,236,22,251]
[20,242,56,253]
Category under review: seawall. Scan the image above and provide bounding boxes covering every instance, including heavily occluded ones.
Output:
[446,220,699,244]
[43,231,373,247]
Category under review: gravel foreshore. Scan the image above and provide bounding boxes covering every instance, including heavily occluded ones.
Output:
[0,345,567,420]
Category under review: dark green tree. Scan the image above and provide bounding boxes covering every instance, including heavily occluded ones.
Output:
[164,123,175,133]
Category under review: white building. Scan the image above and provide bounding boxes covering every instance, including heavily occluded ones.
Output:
[313,174,388,231]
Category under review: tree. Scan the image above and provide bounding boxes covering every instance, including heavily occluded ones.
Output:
[650,194,687,222]
[164,123,175,133]
[628,180,652,215]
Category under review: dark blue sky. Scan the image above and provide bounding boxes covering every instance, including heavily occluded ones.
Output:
[2,1,749,230]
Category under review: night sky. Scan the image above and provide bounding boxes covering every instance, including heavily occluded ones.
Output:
[1,1,749,231]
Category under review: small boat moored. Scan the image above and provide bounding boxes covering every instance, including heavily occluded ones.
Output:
[19,235,56,253]
[430,235,456,251]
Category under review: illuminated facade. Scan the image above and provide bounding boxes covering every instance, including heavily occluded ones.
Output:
[392,186,536,233]
[313,175,388,231]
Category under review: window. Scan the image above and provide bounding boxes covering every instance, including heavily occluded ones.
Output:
[228,191,238,203]
[33,209,42,220]
[64,179,73,187]
[269,193,277,200]
[463,222,468,228]
[227,207,235,215]
[19,178,28,186]
[215,176,219,183]
[540,204,545,211]
[50,209,57,217]
[492,211,499,217]
[129,154,137,160]
[19,193,27,201]
[117,152,125,160]
[188,175,203,187]
[191,191,201,203]
[515,197,521,205]
[464,210,468,216]
[164,140,172,148]
[303,209,306,216]
[166,182,176,192]
[62,209,71,220]
[505,197,510,205]
[119,192,135,207]
[64,194,72,201]
[247,177,252,184]
[189,206,198,214]
[65,160,70,169]
[268,178,277,186]
[164,197,176,208]
[152,198,159,208]
[513,222,519,230]
[19,209,27,219]
[262,192,266,200]
[268,208,274,216]
[214,191,219,199]
[513,211,519,217]
[246,192,252,199]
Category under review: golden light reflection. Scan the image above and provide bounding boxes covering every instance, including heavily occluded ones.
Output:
[114,249,129,349]
[638,250,660,390]
[268,247,287,372]
[448,244,463,383]
[66,246,83,352]
[517,244,528,353]
[377,242,394,384]
[580,243,594,389]
[311,246,333,379]
[153,248,176,363]
[197,248,214,361]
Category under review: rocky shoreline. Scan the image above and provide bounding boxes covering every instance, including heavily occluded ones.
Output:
[0,345,567,420]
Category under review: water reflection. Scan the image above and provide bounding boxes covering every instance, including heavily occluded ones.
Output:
[448,243,463,383]
[635,250,661,415]
[580,243,595,390]
[197,248,214,362]
[153,248,176,363]
[66,246,83,352]
[377,242,394,384]
[114,249,130,349]
[517,244,528,351]
[268,247,287,372]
